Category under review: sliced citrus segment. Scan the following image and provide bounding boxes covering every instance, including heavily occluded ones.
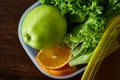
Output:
[36,46,71,70]
[36,58,78,76]
[48,65,78,76]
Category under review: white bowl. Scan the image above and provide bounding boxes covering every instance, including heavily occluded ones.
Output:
[18,1,86,79]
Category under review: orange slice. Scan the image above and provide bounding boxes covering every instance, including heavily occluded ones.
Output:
[47,65,78,76]
[36,46,71,70]
[37,61,78,76]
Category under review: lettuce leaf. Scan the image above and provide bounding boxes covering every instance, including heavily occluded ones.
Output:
[40,0,120,66]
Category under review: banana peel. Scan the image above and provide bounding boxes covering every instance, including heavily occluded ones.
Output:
[81,15,120,80]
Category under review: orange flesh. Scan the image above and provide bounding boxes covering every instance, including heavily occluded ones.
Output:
[35,46,78,76]
[36,57,77,76]
[36,46,71,69]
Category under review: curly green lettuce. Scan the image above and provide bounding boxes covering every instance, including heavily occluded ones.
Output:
[40,0,120,66]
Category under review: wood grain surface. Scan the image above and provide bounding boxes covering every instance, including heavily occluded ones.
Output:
[0,0,120,80]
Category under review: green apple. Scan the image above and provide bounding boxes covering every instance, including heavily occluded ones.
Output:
[22,5,67,49]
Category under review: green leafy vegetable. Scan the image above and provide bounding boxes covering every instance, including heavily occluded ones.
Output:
[40,0,120,66]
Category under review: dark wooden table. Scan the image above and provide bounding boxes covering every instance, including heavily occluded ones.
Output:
[0,0,120,80]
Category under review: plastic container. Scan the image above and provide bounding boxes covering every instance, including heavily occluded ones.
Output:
[18,1,86,79]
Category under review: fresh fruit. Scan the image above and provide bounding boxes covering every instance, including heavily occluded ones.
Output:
[22,5,67,49]
[36,60,77,76]
[36,46,72,70]
[47,65,77,76]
